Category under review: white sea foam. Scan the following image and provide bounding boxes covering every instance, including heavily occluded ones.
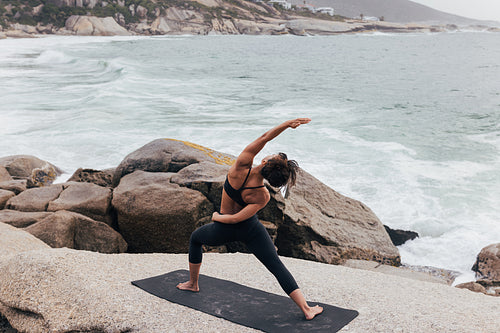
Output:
[34,50,75,64]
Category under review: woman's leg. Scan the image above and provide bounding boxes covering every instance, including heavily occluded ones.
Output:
[177,222,235,292]
[245,218,323,320]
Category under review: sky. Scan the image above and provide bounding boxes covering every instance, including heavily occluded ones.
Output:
[411,0,500,22]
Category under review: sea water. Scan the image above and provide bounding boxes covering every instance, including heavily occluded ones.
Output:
[1,33,499,282]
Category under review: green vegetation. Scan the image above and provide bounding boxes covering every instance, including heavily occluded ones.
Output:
[0,0,346,31]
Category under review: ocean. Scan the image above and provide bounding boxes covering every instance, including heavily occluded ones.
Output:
[1,32,499,283]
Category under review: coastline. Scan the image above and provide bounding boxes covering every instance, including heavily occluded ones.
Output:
[1,16,499,39]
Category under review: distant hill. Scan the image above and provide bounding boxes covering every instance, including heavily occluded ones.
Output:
[290,0,496,25]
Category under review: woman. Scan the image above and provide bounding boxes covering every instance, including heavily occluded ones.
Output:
[177,118,323,320]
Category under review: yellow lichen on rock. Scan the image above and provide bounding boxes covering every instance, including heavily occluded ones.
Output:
[165,139,235,166]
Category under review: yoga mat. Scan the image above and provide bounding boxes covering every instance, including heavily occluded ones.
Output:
[132,270,358,332]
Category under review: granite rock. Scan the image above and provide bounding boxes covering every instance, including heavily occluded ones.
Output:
[24,210,127,253]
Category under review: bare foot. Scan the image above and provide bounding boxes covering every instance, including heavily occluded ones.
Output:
[304,305,323,320]
[176,281,199,292]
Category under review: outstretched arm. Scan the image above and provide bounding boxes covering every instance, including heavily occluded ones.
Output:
[234,118,311,170]
[212,203,265,224]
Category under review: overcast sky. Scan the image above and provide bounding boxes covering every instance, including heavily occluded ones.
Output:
[411,0,500,21]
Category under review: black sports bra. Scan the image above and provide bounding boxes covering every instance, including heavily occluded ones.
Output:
[223,168,265,207]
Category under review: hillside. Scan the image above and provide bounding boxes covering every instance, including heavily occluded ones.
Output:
[290,0,496,25]
[1,0,498,36]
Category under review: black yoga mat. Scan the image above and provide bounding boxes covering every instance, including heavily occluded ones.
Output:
[132,270,358,332]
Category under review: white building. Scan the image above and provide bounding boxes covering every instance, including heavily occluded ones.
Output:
[316,7,334,16]
[268,0,292,10]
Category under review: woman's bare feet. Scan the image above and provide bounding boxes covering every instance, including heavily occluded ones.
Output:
[176,280,199,292]
[304,305,324,320]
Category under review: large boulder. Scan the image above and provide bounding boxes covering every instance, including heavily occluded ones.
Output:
[65,15,130,36]
[5,184,63,212]
[24,210,127,253]
[0,210,53,228]
[112,138,235,187]
[277,169,400,265]
[112,139,399,265]
[0,190,15,210]
[47,182,113,224]
[0,222,50,259]
[1,249,500,333]
[112,170,213,253]
[472,243,500,282]
[0,155,62,186]
[170,161,229,212]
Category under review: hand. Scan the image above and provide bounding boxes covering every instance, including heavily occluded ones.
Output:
[287,118,311,129]
[212,212,220,221]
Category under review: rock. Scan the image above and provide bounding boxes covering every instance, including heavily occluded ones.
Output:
[47,182,113,224]
[384,225,419,246]
[68,167,114,187]
[0,166,12,182]
[0,32,6,40]
[0,222,50,259]
[211,18,240,34]
[112,138,235,187]
[112,170,212,253]
[10,23,37,34]
[170,161,229,211]
[472,243,500,282]
[0,210,53,228]
[0,155,62,180]
[4,30,36,38]
[456,282,487,294]
[24,210,127,253]
[277,169,400,265]
[5,184,63,212]
[1,249,500,333]
[286,19,362,35]
[65,15,130,36]
[0,180,27,195]
[26,163,58,188]
[112,139,398,265]
[344,260,452,285]
[136,5,148,18]
[0,190,15,210]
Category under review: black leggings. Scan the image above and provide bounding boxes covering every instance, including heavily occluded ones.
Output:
[189,215,299,295]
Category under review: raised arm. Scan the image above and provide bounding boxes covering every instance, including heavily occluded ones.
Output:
[234,118,311,170]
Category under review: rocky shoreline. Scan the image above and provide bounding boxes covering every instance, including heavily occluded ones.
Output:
[1,16,499,39]
[1,139,499,331]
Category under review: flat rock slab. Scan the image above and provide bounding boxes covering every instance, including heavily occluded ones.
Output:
[1,249,499,333]
[132,270,358,333]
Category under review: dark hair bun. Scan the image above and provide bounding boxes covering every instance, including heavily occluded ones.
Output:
[260,153,299,188]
